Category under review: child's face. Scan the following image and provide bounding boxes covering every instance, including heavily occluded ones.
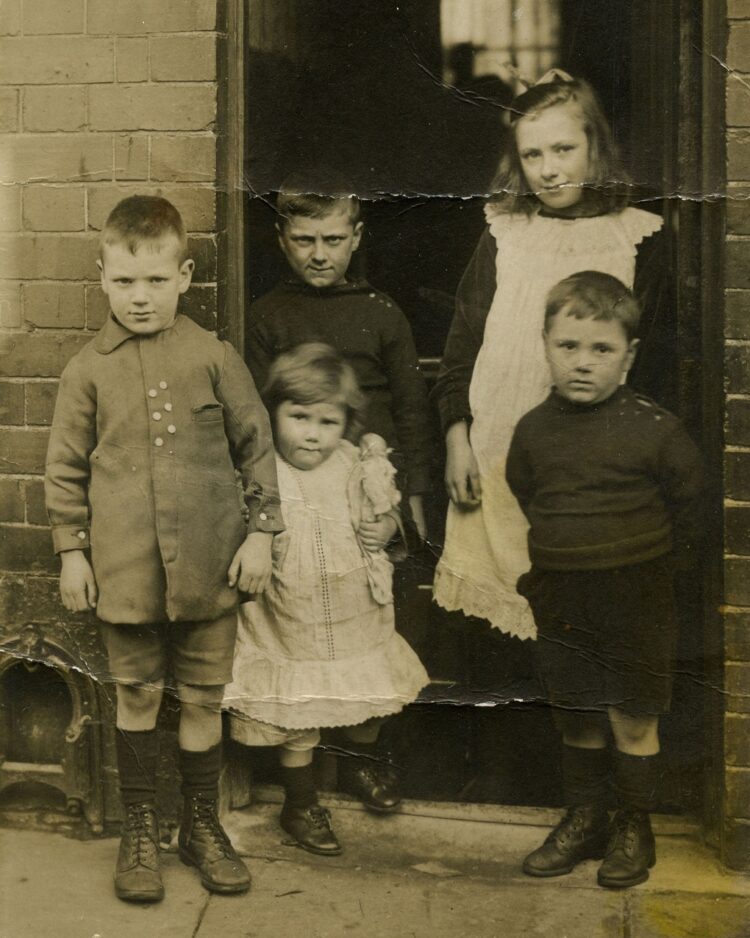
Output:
[516,101,590,211]
[277,207,363,288]
[98,235,194,336]
[275,399,347,470]
[544,312,638,405]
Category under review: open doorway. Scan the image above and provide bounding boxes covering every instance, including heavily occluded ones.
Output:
[238,0,713,819]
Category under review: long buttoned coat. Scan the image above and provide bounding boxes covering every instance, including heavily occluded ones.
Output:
[45,314,283,625]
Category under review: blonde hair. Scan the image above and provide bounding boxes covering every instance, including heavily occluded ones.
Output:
[100,195,189,263]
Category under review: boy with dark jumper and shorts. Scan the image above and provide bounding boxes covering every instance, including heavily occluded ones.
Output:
[506,271,702,889]
[245,183,433,813]
[45,196,283,903]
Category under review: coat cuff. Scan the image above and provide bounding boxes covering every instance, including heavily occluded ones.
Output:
[52,524,90,553]
[438,398,472,435]
[245,496,284,534]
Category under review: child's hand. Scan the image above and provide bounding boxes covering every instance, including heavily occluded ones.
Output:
[228,531,273,594]
[408,494,427,542]
[359,514,398,553]
[445,421,482,508]
[60,550,98,612]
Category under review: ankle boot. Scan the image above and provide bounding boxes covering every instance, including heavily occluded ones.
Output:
[178,796,251,894]
[280,801,342,855]
[523,803,609,877]
[340,757,402,814]
[114,802,164,903]
[598,809,656,888]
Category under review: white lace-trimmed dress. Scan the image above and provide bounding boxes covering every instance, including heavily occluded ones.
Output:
[225,440,429,742]
[433,205,664,641]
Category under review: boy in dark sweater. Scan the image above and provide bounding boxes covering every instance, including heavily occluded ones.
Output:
[506,271,702,889]
[245,185,433,814]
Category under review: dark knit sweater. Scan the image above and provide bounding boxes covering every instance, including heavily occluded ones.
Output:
[245,277,434,494]
[505,386,703,571]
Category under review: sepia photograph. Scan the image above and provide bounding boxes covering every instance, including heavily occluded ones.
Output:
[1,1,750,935]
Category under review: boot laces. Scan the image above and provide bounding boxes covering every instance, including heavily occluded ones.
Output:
[306,805,334,831]
[610,811,643,854]
[191,797,233,858]
[124,802,158,862]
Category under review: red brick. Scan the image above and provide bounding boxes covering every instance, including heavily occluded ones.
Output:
[87,0,216,35]
[728,192,750,235]
[181,285,216,331]
[726,345,750,393]
[723,818,750,870]
[85,284,109,330]
[726,558,750,608]
[728,131,750,180]
[23,186,85,233]
[727,241,750,289]
[0,87,18,132]
[728,75,750,128]
[730,0,750,16]
[726,506,750,555]
[0,135,112,185]
[0,525,55,573]
[727,661,750,713]
[726,767,750,818]
[729,24,750,70]
[0,382,24,425]
[726,291,750,339]
[0,37,113,84]
[23,85,85,132]
[23,479,48,525]
[25,381,58,426]
[88,185,215,232]
[0,479,23,522]
[0,331,90,378]
[727,714,750,765]
[24,282,85,329]
[726,451,750,501]
[23,0,84,35]
[0,186,21,232]
[150,36,216,82]
[0,282,22,328]
[150,135,216,183]
[0,427,49,474]
[726,612,750,661]
[0,0,20,36]
[727,398,750,446]
[89,84,215,132]
[189,236,216,282]
[114,135,149,181]
[115,38,149,83]
[0,233,99,280]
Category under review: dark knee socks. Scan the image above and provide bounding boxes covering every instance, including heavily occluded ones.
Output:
[562,744,610,809]
[613,751,661,813]
[281,764,318,810]
[179,742,222,801]
[116,728,159,806]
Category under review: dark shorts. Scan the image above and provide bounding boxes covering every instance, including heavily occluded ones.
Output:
[519,557,677,716]
[101,612,237,687]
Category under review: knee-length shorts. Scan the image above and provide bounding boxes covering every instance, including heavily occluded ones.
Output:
[519,556,678,716]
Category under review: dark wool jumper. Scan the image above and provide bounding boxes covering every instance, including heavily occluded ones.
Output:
[505,386,703,571]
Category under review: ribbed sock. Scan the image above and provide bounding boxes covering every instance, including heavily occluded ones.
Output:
[613,751,661,813]
[179,742,222,801]
[115,728,158,806]
[562,743,610,809]
[281,764,318,810]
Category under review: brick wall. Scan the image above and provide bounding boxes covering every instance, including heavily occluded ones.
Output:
[723,0,750,870]
[0,0,226,825]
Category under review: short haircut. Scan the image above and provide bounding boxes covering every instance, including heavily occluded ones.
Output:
[276,173,361,229]
[544,271,641,341]
[100,195,189,263]
[490,75,629,215]
[263,342,366,442]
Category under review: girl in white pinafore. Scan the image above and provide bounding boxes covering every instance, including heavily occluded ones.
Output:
[224,343,428,856]
[433,72,668,641]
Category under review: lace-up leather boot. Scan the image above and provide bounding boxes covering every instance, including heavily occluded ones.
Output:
[114,802,164,902]
[341,759,402,814]
[597,809,655,888]
[178,796,251,894]
[280,802,342,855]
[523,803,609,877]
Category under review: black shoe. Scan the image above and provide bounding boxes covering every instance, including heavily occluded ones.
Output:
[280,802,342,856]
[114,802,164,903]
[178,796,251,894]
[342,761,402,814]
[597,809,656,889]
[523,804,609,877]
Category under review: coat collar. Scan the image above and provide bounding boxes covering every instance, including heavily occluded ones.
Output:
[94,314,184,354]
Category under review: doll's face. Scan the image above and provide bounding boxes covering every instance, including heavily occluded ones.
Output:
[275,399,347,470]
[516,101,590,210]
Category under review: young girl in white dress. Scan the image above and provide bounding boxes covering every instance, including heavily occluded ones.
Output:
[225,343,429,855]
[433,70,669,642]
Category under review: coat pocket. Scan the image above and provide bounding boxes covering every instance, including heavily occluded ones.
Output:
[192,402,224,423]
